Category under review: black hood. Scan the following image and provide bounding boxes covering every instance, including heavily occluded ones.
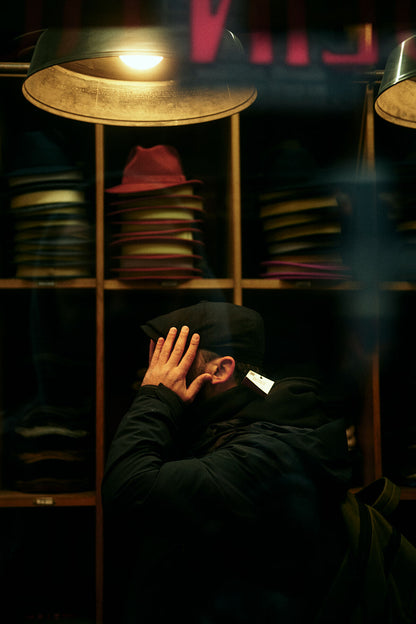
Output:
[191,377,352,490]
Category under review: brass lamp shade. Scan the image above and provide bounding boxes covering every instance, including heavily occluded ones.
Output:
[22,27,257,126]
[375,34,416,128]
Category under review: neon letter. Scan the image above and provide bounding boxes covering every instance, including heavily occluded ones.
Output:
[395,0,416,62]
[249,0,273,64]
[322,23,378,65]
[190,0,233,62]
[286,0,310,66]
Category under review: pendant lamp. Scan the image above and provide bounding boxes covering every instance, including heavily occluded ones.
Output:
[22,26,257,126]
[375,34,416,128]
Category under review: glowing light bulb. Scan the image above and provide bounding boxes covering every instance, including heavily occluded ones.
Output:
[119,55,163,70]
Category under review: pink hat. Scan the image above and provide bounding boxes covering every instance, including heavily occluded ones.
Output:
[106,145,202,194]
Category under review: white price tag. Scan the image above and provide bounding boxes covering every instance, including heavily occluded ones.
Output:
[243,370,275,396]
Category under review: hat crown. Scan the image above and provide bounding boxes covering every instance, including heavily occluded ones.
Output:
[141,301,265,368]
[122,145,186,186]
[7,131,76,176]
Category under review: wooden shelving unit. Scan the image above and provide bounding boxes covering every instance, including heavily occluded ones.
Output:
[0,60,415,624]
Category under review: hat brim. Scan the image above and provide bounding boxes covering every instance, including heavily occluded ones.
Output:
[8,181,88,196]
[110,238,204,257]
[262,260,348,271]
[14,228,91,242]
[113,253,202,261]
[110,234,204,245]
[266,223,341,243]
[14,257,91,266]
[260,195,339,219]
[11,202,88,216]
[108,194,203,209]
[259,183,334,200]
[112,266,202,274]
[106,180,202,194]
[10,189,86,209]
[111,227,203,238]
[262,210,339,233]
[15,218,90,232]
[110,218,202,226]
[111,269,201,281]
[108,205,204,218]
[14,248,91,258]
[15,266,91,279]
[5,165,80,178]
[261,271,350,280]
[15,237,91,247]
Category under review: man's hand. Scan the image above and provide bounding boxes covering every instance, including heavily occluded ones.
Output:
[141,326,212,403]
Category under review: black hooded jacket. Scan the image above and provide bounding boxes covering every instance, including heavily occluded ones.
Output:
[102,376,352,623]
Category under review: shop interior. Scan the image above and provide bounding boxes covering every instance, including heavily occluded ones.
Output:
[1,2,416,622]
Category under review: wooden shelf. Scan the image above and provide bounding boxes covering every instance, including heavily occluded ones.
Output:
[0,278,96,289]
[398,487,416,501]
[241,278,363,290]
[103,278,234,290]
[380,281,416,291]
[0,278,415,292]
[0,490,97,507]
[0,277,416,292]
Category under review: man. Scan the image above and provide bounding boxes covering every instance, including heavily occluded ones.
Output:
[102,301,352,623]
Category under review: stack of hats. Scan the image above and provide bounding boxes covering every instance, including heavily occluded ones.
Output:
[7,397,93,493]
[106,145,205,281]
[258,186,350,280]
[3,294,95,493]
[255,140,350,281]
[384,155,416,281]
[5,131,93,279]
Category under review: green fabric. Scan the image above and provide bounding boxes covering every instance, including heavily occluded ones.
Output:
[314,477,416,624]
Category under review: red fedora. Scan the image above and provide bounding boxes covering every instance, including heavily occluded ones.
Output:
[106,145,202,194]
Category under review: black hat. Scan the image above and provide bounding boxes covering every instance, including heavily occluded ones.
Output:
[141,301,265,367]
[6,130,78,177]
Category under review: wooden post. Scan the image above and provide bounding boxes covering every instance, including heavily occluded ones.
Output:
[95,123,105,624]
[227,114,243,305]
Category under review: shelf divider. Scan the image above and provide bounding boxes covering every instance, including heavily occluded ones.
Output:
[95,123,105,624]
[228,114,243,305]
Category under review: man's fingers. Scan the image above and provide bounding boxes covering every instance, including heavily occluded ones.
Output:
[151,326,192,367]
[148,339,157,364]
[158,327,178,363]
[144,326,206,400]
[169,326,190,365]
[177,332,200,373]
[149,325,199,381]
[150,336,164,364]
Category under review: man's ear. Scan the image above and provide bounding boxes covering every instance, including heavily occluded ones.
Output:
[208,356,235,386]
